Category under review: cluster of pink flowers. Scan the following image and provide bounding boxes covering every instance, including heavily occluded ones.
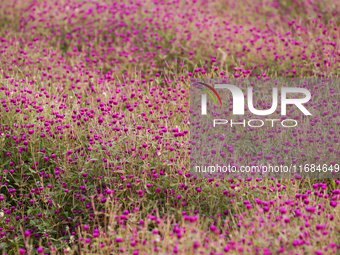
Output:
[0,0,339,254]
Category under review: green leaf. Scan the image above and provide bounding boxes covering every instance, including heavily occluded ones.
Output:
[1,159,10,167]
[330,180,336,190]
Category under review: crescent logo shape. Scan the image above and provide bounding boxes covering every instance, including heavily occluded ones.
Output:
[194,82,222,105]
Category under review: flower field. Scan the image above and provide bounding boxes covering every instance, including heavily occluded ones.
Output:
[0,0,340,254]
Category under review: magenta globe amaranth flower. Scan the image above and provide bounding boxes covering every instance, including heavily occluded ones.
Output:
[116,237,123,243]
[37,247,44,254]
